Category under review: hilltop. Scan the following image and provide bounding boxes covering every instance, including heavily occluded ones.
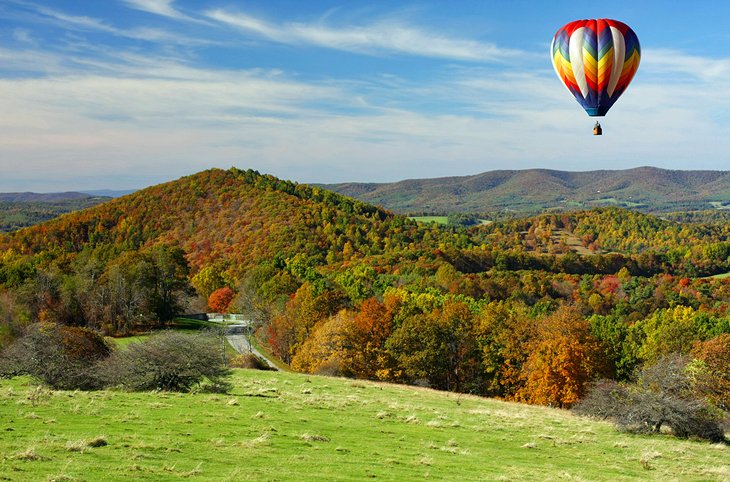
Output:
[322,166,730,214]
[0,168,417,276]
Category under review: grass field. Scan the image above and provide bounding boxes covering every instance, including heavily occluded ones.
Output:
[410,216,491,226]
[410,216,449,225]
[107,335,151,349]
[0,370,727,481]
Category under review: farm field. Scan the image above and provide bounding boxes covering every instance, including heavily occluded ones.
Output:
[0,370,727,481]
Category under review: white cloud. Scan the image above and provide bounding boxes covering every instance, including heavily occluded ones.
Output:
[24,3,207,45]
[123,0,185,19]
[3,52,730,191]
[205,9,520,61]
[642,48,730,82]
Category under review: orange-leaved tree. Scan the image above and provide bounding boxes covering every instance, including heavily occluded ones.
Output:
[516,305,608,408]
[208,287,235,313]
[690,333,730,411]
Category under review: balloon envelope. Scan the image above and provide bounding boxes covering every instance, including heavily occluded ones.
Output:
[551,19,640,117]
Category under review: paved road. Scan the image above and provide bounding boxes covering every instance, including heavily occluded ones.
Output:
[225,324,280,371]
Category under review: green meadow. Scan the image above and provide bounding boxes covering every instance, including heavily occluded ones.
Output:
[0,370,727,481]
[410,216,449,225]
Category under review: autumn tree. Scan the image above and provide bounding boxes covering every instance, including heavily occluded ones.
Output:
[628,306,729,365]
[264,282,346,365]
[690,334,730,411]
[208,287,235,313]
[191,265,228,300]
[516,305,608,408]
[387,300,480,392]
[291,310,354,375]
[343,297,396,380]
[475,300,534,398]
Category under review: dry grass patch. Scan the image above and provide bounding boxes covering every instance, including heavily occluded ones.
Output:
[300,433,330,443]
[639,450,662,470]
[12,447,47,461]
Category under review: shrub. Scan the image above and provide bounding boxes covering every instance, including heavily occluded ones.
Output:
[574,354,726,443]
[0,323,111,390]
[97,330,231,392]
[229,353,275,370]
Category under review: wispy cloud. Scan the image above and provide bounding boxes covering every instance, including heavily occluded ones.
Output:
[12,28,35,44]
[23,3,208,46]
[123,0,185,19]
[642,48,730,82]
[205,9,520,61]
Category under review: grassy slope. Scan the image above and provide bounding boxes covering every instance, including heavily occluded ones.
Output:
[0,371,727,481]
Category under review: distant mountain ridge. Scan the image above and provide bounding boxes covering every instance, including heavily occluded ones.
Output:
[0,192,97,202]
[322,167,730,214]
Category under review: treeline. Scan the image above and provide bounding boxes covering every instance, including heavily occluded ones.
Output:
[0,244,190,342]
[257,268,729,408]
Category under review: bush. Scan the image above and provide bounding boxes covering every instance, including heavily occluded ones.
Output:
[0,323,111,390]
[97,331,231,392]
[574,354,726,443]
[229,353,275,370]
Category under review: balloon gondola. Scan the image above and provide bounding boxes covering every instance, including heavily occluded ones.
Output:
[551,19,640,134]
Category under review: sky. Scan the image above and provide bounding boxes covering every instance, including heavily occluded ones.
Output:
[2,1,730,191]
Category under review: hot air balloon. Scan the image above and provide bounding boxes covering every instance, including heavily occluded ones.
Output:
[551,19,640,135]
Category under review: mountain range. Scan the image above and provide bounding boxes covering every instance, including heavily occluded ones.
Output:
[322,166,730,214]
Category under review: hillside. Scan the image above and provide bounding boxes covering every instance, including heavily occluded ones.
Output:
[0,193,110,233]
[323,166,730,214]
[1,369,726,481]
[0,168,423,275]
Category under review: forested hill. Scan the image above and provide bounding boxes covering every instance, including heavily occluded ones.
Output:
[0,168,425,277]
[322,166,730,214]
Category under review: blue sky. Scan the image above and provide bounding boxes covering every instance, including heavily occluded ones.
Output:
[2,1,730,191]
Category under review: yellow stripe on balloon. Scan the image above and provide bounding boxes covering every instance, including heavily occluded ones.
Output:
[583,47,597,83]
[555,54,576,84]
[598,47,613,88]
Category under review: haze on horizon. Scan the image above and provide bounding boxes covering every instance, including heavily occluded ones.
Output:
[2,0,730,192]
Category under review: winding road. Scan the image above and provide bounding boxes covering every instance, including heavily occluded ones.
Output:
[224,323,281,371]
